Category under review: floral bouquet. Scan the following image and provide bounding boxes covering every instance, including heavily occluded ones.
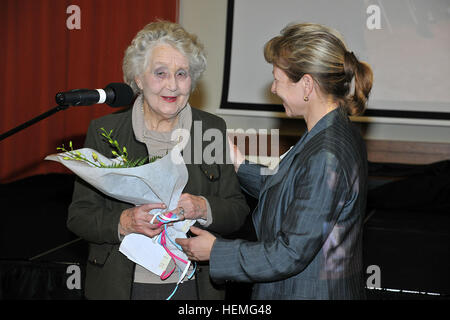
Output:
[45,128,195,279]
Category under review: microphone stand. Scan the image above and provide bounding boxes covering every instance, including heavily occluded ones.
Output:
[0,105,70,142]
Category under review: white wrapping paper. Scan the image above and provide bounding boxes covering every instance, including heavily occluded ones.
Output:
[45,145,195,276]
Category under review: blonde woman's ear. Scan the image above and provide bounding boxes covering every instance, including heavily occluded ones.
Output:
[301,74,315,97]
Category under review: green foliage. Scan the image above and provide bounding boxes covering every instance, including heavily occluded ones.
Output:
[57,127,160,168]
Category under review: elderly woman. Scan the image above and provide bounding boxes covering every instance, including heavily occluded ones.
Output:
[67,21,249,300]
[177,23,373,299]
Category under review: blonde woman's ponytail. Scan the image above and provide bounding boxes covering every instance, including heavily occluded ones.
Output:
[343,51,373,116]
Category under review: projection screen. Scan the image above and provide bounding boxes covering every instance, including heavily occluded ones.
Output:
[220,0,450,123]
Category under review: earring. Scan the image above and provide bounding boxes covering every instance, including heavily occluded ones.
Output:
[304,96,309,102]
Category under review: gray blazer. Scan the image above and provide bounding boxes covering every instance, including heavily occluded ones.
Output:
[210,107,368,299]
[67,106,249,299]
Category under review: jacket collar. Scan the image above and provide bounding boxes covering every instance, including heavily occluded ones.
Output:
[260,107,346,193]
[300,107,346,147]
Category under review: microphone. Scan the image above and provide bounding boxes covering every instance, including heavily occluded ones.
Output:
[55,83,134,107]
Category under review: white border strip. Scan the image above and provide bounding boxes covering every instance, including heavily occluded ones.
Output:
[217,108,291,119]
[216,108,450,127]
[366,286,444,296]
[350,116,450,127]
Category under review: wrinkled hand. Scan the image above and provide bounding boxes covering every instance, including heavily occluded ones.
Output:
[119,203,166,238]
[176,193,207,221]
[175,226,216,261]
[227,135,245,172]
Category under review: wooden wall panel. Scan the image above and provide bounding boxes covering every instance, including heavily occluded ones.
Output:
[230,132,450,165]
[365,140,450,164]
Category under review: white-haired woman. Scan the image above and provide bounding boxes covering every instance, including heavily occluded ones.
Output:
[68,21,249,300]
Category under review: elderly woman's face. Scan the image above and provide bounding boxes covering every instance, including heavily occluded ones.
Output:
[139,44,191,119]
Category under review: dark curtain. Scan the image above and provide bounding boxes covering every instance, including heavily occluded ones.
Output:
[0,0,178,183]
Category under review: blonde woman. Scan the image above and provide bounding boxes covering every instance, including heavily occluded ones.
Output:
[177,23,373,300]
[68,21,249,300]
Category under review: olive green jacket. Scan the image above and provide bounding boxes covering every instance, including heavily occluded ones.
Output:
[67,106,249,299]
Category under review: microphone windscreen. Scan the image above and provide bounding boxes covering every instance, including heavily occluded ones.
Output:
[105,83,134,107]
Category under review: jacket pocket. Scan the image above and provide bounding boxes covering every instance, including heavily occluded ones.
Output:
[88,243,112,267]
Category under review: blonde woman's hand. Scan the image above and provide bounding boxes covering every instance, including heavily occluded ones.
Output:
[227,135,245,172]
[175,226,216,261]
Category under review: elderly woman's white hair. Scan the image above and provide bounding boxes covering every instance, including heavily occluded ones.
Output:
[123,21,207,95]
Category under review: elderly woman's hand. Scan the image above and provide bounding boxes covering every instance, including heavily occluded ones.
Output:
[176,193,207,221]
[119,203,166,238]
[175,226,216,261]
